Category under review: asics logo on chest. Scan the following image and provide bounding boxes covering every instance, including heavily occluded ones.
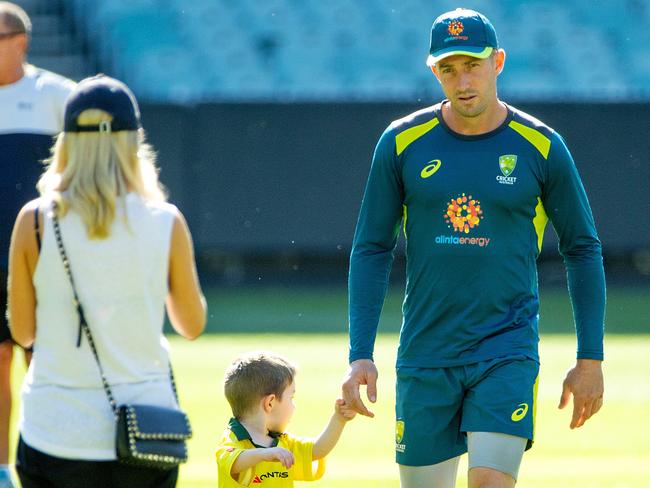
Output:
[420,159,442,178]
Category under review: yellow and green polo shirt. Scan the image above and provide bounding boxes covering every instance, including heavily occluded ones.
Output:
[216,418,325,487]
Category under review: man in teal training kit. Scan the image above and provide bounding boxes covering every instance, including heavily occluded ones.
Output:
[342,8,605,488]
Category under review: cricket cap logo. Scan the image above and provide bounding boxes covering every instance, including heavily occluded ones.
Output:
[448,20,464,36]
[428,9,497,66]
[499,155,517,177]
[395,420,405,444]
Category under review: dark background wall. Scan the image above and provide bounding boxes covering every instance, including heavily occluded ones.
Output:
[141,103,649,258]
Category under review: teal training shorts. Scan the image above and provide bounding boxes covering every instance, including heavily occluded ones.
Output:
[395,356,539,466]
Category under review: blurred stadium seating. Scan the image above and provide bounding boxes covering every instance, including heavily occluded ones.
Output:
[13,0,88,79]
[13,0,650,282]
[19,0,650,102]
[79,0,650,101]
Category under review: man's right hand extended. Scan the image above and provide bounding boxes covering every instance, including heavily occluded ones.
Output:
[342,359,378,418]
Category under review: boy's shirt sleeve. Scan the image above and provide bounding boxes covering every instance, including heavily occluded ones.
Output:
[216,432,254,487]
[283,434,326,481]
[542,133,606,360]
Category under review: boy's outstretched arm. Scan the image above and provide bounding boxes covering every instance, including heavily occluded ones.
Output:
[312,399,356,460]
[231,447,295,475]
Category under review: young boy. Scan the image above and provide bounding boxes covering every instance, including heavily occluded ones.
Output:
[216,352,356,486]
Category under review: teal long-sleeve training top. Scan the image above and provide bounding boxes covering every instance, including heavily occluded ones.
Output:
[349,102,605,367]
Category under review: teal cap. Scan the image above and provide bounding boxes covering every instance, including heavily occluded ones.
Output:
[427,8,498,67]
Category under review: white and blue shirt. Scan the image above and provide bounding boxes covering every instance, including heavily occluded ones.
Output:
[0,64,74,266]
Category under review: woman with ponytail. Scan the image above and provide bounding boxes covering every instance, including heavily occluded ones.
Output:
[7,75,206,487]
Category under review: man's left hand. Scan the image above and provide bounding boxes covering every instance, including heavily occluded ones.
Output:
[558,359,604,429]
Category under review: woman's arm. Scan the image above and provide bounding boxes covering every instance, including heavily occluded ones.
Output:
[166,210,206,339]
[8,202,41,348]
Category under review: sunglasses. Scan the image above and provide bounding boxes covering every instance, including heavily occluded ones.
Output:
[0,31,24,40]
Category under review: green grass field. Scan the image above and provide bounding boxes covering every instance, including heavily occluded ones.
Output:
[201,285,650,334]
[13,334,649,487]
[9,285,650,486]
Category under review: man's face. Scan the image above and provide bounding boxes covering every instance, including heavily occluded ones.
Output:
[0,21,27,73]
[433,51,504,118]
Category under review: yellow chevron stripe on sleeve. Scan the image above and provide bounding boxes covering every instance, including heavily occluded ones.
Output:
[395,117,439,156]
[532,372,539,438]
[509,120,551,159]
[533,197,548,253]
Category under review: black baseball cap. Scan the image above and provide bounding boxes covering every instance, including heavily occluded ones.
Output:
[64,75,141,132]
[427,8,498,67]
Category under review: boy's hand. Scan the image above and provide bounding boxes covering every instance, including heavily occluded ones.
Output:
[335,398,357,421]
[263,447,295,469]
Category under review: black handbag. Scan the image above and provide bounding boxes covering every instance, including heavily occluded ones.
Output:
[52,208,192,470]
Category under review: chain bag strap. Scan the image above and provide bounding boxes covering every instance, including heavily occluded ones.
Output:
[51,204,191,469]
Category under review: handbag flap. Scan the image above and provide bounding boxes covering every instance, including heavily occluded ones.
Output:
[132,438,188,462]
[121,404,192,440]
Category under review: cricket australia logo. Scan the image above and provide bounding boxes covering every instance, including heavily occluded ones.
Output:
[497,155,518,185]
[395,419,406,453]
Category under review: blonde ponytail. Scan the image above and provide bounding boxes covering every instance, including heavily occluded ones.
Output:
[38,109,166,238]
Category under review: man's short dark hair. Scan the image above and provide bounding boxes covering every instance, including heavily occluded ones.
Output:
[0,2,32,36]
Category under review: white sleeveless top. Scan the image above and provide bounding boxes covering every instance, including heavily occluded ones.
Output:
[20,193,180,460]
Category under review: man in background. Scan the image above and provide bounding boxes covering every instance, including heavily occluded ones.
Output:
[0,2,74,485]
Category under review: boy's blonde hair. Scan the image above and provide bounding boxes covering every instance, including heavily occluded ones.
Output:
[38,108,166,238]
[224,352,296,419]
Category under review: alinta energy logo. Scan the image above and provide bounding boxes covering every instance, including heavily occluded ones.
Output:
[446,20,468,41]
[436,193,491,247]
[448,20,464,36]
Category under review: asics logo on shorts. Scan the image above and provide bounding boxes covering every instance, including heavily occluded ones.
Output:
[510,403,529,422]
